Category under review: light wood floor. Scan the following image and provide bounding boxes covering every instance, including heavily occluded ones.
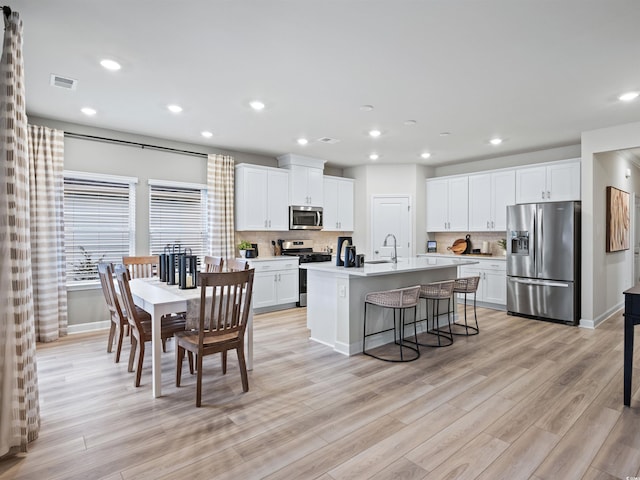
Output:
[1,306,639,480]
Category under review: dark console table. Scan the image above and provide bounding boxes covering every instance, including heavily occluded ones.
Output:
[624,285,640,406]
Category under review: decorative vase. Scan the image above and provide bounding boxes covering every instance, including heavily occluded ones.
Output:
[239,250,247,258]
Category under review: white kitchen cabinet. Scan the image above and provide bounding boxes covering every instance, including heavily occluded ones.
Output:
[516,160,580,204]
[468,169,515,231]
[235,164,289,231]
[323,176,354,231]
[426,176,468,232]
[459,259,506,308]
[249,258,299,309]
[288,165,324,206]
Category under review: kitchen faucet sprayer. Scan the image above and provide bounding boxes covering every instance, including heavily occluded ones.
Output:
[383,233,398,263]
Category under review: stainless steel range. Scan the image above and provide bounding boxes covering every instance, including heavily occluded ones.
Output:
[280,240,332,307]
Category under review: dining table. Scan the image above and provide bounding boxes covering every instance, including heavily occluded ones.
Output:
[124,277,254,398]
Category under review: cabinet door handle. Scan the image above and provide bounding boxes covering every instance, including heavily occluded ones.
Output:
[278,273,281,281]
[491,221,495,229]
[547,191,550,199]
[264,220,268,227]
[269,220,271,227]
[487,221,490,229]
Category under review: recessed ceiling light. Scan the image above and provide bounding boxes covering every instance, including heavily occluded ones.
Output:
[201,131,213,138]
[250,100,265,111]
[167,104,182,113]
[297,138,308,145]
[439,132,451,137]
[369,129,382,138]
[404,120,417,126]
[369,153,379,161]
[490,138,503,145]
[81,107,96,116]
[619,91,639,102]
[360,105,374,111]
[420,152,431,159]
[100,59,121,71]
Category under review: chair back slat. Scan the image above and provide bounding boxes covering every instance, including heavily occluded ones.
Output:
[197,270,254,344]
[203,256,224,273]
[123,255,159,278]
[114,264,146,332]
[225,258,249,272]
[98,262,123,320]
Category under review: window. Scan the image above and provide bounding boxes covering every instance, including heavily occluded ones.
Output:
[148,180,208,259]
[63,171,136,284]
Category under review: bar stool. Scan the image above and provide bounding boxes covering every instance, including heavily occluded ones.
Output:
[362,285,421,362]
[415,280,455,347]
[452,276,480,335]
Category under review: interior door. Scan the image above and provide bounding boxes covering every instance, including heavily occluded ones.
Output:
[371,195,411,259]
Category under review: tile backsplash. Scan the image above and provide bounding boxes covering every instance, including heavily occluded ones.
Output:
[432,231,507,256]
[235,230,350,257]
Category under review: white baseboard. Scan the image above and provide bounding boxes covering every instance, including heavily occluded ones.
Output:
[580,302,623,329]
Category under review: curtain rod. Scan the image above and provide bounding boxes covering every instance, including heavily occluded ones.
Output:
[63,132,208,159]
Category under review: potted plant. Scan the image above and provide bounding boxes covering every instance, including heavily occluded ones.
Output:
[237,240,252,258]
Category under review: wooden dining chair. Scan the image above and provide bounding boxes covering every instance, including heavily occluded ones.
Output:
[98,262,130,363]
[175,269,255,406]
[123,255,159,278]
[226,258,249,272]
[114,264,187,387]
[203,255,224,273]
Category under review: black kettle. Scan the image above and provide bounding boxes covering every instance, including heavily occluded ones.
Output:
[344,245,357,268]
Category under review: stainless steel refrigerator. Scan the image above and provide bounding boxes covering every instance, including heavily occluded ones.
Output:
[506,201,581,325]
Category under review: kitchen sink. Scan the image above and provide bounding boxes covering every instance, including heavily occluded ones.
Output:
[365,259,392,264]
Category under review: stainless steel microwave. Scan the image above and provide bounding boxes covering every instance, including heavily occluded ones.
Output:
[289,205,323,230]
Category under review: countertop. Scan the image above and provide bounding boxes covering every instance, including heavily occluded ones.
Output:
[419,253,507,261]
[300,256,478,277]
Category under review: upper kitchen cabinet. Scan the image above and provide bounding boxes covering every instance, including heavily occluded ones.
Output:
[468,169,515,231]
[426,176,468,232]
[323,176,354,231]
[235,164,289,231]
[277,154,326,207]
[516,159,580,204]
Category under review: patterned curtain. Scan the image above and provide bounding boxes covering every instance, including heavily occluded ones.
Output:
[27,125,67,342]
[207,154,235,259]
[0,10,40,457]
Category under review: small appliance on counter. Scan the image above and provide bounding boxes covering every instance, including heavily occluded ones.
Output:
[355,253,365,268]
[245,243,258,258]
[427,240,437,253]
[336,236,353,266]
[344,245,357,267]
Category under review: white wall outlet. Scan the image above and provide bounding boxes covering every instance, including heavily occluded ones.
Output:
[338,285,346,297]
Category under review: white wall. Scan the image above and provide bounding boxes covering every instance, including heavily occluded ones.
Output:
[582,121,640,327]
[344,163,433,257]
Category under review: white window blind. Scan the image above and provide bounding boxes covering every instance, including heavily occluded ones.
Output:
[148,182,208,258]
[64,173,136,284]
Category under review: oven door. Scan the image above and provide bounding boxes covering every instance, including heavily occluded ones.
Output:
[297,266,307,307]
[290,206,323,230]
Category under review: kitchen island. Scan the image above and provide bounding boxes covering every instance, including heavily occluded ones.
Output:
[301,256,478,355]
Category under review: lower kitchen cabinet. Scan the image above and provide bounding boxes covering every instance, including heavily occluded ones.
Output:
[459,259,506,308]
[249,258,299,310]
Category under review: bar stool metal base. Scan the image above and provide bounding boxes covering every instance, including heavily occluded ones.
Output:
[452,278,480,336]
[362,302,420,363]
[413,297,454,347]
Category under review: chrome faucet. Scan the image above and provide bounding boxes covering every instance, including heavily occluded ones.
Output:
[383,233,398,263]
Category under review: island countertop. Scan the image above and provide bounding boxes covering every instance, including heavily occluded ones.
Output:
[300,256,479,277]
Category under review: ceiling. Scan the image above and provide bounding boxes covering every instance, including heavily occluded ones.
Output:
[11,0,640,169]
